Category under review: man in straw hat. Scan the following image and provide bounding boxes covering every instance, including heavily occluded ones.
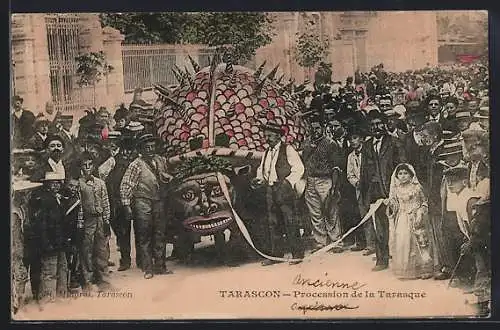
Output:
[252,122,305,266]
[28,171,70,304]
[11,177,43,313]
[443,164,490,306]
[120,133,173,279]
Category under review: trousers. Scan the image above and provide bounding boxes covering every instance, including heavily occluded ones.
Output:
[304,177,341,246]
[367,183,389,266]
[112,206,141,267]
[39,251,68,301]
[132,198,167,273]
[80,215,109,284]
[265,181,304,259]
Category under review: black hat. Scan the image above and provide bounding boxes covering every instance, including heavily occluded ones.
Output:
[260,122,285,135]
[137,133,156,146]
[44,134,66,149]
[405,111,428,127]
[114,106,130,121]
[13,95,23,103]
[443,164,469,182]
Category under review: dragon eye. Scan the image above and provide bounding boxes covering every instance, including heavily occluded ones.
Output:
[210,185,222,197]
[182,190,196,202]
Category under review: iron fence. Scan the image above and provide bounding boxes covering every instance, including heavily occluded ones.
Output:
[45,14,93,113]
[122,44,215,92]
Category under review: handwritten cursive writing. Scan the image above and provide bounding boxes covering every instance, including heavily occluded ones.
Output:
[291,302,359,315]
[292,273,367,290]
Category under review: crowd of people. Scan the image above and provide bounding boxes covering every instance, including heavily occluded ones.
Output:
[11,61,490,316]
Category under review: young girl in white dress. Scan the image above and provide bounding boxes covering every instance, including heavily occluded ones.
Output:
[386,163,434,280]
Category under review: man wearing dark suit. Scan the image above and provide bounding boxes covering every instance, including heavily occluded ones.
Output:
[12,95,36,148]
[400,110,428,186]
[252,123,305,266]
[327,116,365,251]
[55,114,76,162]
[30,135,70,182]
[359,111,405,271]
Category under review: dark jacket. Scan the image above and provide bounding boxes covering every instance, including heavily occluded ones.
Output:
[12,110,36,148]
[401,130,428,186]
[29,189,68,255]
[359,135,406,205]
[29,156,70,182]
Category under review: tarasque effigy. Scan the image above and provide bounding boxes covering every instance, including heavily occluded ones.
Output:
[152,53,307,264]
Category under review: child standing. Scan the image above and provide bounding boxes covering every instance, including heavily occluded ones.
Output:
[78,152,111,291]
[386,163,434,280]
[35,172,70,304]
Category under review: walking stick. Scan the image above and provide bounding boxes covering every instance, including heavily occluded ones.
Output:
[447,252,464,289]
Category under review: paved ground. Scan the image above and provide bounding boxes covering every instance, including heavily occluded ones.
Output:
[14,230,482,321]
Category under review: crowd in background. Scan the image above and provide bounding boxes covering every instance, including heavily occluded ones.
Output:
[11,61,490,316]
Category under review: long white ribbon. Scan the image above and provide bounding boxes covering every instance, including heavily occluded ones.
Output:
[216,172,385,262]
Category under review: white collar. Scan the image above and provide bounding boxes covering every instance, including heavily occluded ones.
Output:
[37,132,47,140]
[48,157,63,167]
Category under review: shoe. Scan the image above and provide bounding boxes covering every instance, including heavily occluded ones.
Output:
[433,272,450,280]
[330,247,343,253]
[350,245,365,252]
[144,272,153,279]
[153,268,173,275]
[310,244,325,253]
[261,259,283,266]
[362,248,376,256]
[108,261,116,267]
[289,260,303,265]
[118,264,130,271]
[372,264,388,272]
[420,273,433,280]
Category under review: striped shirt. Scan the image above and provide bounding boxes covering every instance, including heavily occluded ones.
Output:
[302,136,342,178]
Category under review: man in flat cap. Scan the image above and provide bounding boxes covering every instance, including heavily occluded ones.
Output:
[120,133,173,279]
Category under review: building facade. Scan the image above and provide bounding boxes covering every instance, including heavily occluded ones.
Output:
[11,13,125,116]
[254,11,439,82]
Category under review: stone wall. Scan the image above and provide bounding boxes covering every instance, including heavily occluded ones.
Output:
[11,13,125,116]
[11,14,52,113]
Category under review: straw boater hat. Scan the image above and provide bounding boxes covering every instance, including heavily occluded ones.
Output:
[12,178,43,192]
[125,121,145,133]
[40,171,65,182]
[473,106,489,120]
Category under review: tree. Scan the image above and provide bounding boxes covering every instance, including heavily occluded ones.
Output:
[99,12,275,64]
[75,51,113,106]
[293,31,330,80]
[182,12,275,64]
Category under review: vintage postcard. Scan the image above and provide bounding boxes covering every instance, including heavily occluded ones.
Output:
[10,10,490,320]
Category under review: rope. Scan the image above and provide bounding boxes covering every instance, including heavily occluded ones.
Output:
[216,172,385,262]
